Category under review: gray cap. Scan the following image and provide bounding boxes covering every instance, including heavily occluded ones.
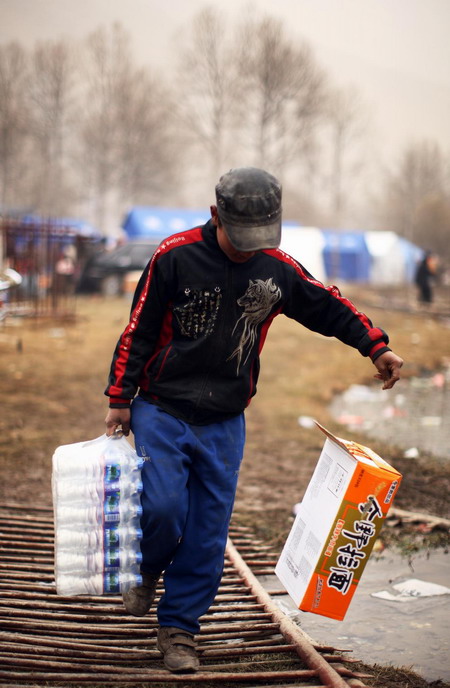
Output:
[215,167,282,251]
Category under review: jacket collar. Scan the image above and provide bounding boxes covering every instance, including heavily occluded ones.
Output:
[202,218,223,256]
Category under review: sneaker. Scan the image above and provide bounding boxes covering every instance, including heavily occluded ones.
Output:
[122,573,160,616]
[157,626,199,673]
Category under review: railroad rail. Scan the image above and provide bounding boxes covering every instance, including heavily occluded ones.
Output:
[0,503,372,687]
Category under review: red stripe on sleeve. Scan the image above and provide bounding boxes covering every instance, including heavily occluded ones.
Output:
[268,248,373,332]
[258,305,282,354]
[369,341,387,358]
[110,227,204,398]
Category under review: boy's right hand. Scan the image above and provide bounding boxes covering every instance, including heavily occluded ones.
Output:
[105,407,131,436]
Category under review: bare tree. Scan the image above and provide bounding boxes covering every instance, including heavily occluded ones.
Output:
[415,192,450,260]
[323,86,369,227]
[27,40,78,216]
[384,140,448,251]
[234,16,327,179]
[0,42,29,210]
[152,10,327,210]
[78,23,131,232]
[114,67,178,206]
[78,23,179,231]
[174,8,237,181]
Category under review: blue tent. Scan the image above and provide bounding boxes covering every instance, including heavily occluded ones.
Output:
[122,206,209,240]
[322,230,371,282]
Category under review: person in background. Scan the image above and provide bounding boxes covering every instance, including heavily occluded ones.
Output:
[104,167,403,673]
[415,250,439,305]
[54,247,76,296]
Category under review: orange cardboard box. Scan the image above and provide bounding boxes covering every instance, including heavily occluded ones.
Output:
[275,422,402,620]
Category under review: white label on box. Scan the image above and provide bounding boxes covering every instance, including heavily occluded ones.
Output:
[309,452,333,498]
[288,516,306,554]
[327,461,349,498]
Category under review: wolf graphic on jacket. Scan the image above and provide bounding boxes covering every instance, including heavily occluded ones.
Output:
[228,278,282,373]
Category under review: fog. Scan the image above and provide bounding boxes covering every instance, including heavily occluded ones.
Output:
[2,0,449,165]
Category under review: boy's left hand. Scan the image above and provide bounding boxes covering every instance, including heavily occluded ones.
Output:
[373,351,403,389]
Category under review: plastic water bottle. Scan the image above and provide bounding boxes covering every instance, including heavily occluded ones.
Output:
[56,525,143,551]
[57,571,143,597]
[52,436,144,481]
[53,451,143,483]
[54,456,143,482]
[54,477,143,504]
[56,547,143,574]
[103,524,143,550]
[55,500,143,527]
[103,489,143,523]
[52,433,144,597]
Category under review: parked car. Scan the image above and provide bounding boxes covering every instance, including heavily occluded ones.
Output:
[77,240,159,295]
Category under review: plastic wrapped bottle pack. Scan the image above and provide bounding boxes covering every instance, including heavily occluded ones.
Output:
[52,434,144,596]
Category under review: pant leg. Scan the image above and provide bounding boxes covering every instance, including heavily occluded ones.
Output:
[130,397,194,575]
[157,413,245,634]
[130,396,245,635]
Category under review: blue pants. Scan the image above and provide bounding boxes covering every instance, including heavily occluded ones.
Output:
[130,396,245,634]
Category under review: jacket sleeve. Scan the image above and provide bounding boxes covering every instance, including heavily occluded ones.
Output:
[282,261,391,361]
[104,251,170,407]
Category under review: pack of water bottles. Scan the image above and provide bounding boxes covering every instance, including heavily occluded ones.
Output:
[52,433,144,596]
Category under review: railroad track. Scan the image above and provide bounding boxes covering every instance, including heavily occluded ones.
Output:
[0,503,372,687]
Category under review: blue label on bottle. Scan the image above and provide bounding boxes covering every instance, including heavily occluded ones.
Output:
[104,492,120,514]
[104,525,120,547]
[104,463,121,482]
[104,549,120,569]
[103,572,120,593]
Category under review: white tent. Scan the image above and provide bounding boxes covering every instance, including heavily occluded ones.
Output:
[365,231,423,285]
[365,231,403,284]
[280,225,327,283]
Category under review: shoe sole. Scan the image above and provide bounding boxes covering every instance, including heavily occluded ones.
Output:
[164,663,198,674]
[157,640,199,673]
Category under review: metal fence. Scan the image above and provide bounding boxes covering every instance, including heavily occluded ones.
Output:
[0,218,91,321]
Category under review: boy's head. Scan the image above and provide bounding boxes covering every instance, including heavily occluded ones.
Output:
[214,167,282,252]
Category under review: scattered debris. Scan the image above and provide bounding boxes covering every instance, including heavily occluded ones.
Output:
[420,416,442,426]
[372,578,450,602]
[404,447,419,458]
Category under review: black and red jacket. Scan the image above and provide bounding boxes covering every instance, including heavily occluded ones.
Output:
[105,220,390,425]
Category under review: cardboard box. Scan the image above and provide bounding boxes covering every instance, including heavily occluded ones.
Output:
[275,422,402,620]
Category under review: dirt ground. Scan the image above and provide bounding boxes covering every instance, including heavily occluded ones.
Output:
[1,286,449,687]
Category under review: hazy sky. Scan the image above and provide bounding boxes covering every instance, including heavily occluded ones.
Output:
[1,0,450,166]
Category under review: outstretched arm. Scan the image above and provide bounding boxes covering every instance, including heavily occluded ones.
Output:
[373,351,403,390]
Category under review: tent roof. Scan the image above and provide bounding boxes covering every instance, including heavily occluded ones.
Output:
[122,206,209,239]
[321,229,370,253]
